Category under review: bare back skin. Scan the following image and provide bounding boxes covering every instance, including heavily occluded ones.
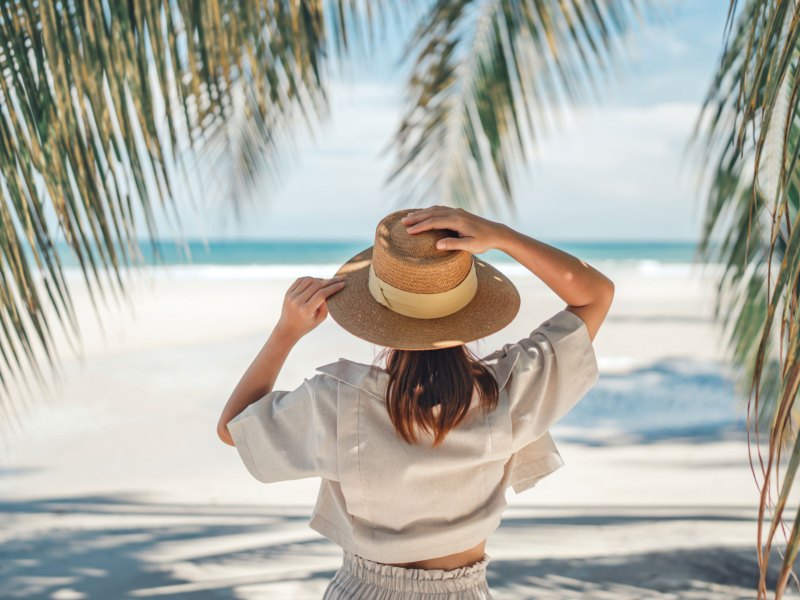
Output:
[385,540,486,570]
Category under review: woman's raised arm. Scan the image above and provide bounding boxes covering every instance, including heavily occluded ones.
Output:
[402,206,614,341]
[216,275,346,445]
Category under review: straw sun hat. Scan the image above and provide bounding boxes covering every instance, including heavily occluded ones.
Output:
[326,209,521,350]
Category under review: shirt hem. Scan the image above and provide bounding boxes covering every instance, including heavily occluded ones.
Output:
[308,510,502,564]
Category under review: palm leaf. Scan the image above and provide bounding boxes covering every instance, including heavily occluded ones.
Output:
[382,0,651,214]
[0,0,402,431]
[694,0,800,596]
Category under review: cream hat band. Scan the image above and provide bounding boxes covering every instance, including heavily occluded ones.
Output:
[367,261,478,319]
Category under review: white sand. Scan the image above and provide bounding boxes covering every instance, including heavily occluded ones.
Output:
[0,261,795,599]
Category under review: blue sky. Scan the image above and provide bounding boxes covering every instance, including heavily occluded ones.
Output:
[161,2,731,243]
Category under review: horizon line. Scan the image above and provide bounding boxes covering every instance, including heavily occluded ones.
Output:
[52,237,708,246]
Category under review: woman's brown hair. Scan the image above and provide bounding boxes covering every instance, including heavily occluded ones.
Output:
[374,345,500,448]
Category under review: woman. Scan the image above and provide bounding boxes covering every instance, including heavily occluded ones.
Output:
[217,205,614,599]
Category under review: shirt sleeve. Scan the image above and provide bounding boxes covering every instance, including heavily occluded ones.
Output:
[225,373,339,483]
[506,432,565,494]
[501,309,599,453]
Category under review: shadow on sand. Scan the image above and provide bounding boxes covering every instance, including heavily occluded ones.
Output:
[0,495,787,599]
[554,357,751,448]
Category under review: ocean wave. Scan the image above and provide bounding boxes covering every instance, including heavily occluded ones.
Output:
[52,259,726,281]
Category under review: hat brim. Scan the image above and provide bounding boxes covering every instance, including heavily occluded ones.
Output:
[326,246,521,350]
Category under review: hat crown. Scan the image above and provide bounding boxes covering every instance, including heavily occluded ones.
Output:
[372,209,473,294]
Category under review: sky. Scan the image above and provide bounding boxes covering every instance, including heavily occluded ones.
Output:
[154,2,732,244]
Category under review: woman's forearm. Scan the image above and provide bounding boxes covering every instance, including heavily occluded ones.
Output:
[216,275,346,446]
[494,225,614,309]
[216,324,300,445]
[401,205,613,339]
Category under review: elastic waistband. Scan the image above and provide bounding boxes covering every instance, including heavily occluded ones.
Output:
[340,550,491,593]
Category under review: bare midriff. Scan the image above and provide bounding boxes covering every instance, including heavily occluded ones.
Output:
[384,539,486,570]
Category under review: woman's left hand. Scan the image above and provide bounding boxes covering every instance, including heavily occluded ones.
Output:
[275,276,346,340]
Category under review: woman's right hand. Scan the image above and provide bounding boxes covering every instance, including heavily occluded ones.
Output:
[401,206,508,254]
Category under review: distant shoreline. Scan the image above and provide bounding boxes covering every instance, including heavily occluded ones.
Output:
[43,239,718,269]
[50,261,726,282]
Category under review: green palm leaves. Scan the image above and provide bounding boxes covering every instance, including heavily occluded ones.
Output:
[696,0,800,596]
[0,0,347,428]
[385,0,646,213]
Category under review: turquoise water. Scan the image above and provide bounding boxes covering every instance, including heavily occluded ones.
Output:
[52,239,706,268]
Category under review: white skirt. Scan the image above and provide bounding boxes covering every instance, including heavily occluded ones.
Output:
[322,550,494,599]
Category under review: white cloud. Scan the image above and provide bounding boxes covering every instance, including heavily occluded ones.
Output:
[510,102,706,240]
[149,49,717,244]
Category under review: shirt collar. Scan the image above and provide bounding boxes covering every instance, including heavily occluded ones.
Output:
[315,351,519,400]
[316,358,388,399]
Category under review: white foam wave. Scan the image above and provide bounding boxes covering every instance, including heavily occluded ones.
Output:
[52,259,726,281]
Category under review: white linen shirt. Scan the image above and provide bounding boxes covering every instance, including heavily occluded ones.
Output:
[226,309,599,564]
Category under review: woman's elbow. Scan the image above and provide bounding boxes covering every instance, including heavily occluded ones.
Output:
[591,273,614,308]
[602,277,615,306]
[217,420,235,446]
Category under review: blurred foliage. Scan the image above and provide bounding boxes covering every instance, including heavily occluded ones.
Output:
[385,0,649,213]
[695,0,800,596]
[0,0,387,428]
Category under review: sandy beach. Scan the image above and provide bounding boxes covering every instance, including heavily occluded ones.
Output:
[0,260,794,599]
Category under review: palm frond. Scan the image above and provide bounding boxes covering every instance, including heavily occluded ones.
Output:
[694,0,800,596]
[0,0,403,431]
[383,0,650,214]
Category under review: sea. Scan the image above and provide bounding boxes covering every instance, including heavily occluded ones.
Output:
[50,238,743,440]
[52,238,714,279]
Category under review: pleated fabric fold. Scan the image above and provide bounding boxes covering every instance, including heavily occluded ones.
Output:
[322,550,494,599]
